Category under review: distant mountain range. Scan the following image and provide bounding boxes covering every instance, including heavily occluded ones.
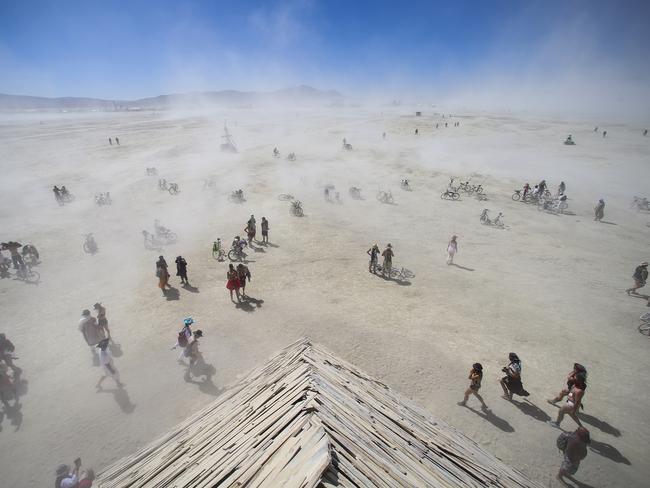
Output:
[0,85,344,110]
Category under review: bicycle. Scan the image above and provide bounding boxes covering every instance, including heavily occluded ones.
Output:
[83,233,98,254]
[349,187,362,199]
[290,200,304,217]
[155,227,177,244]
[168,183,180,195]
[375,265,415,280]
[639,312,650,336]
[14,263,40,283]
[229,190,245,203]
[480,209,504,227]
[376,191,394,204]
[441,189,460,200]
[228,243,247,261]
[212,239,225,261]
[278,193,294,201]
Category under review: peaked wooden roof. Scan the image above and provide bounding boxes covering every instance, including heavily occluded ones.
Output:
[98,339,542,487]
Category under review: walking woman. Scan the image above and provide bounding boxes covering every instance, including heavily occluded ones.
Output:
[261,217,269,244]
[175,256,189,285]
[458,363,488,411]
[447,235,458,265]
[499,352,529,400]
[236,263,251,297]
[156,256,170,295]
[381,244,394,277]
[226,263,241,302]
[594,199,605,222]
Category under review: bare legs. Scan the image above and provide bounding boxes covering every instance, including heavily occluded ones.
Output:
[458,388,488,410]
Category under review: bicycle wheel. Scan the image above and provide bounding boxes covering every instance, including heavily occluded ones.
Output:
[83,242,91,253]
[228,249,237,261]
[440,192,447,200]
[451,192,460,200]
[512,193,521,201]
[25,270,40,283]
[212,249,220,260]
[401,269,415,279]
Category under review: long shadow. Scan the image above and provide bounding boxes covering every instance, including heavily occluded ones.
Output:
[511,399,551,422]
[558,477,596,488]
[578,412,621,437]
[599,221,617,225]
[164,286,180,301]
[236,296,264,312]
[450,263,475,272]
[265,242,280,248]
[97,386,136,414]
[628,293,649,300]
[1,400,23,432]
[182,283,200,293]
[184,355,221,396]
[465,405,515,433]
[589,439,630,465]
[251,246,266,253]
[377,273,412,286]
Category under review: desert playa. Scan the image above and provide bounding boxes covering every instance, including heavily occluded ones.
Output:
[0,106,649,487]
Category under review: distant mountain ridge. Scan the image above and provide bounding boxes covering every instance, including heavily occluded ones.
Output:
[0,85,344,110]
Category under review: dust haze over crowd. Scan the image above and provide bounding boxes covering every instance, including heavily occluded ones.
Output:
[1,2,650,488]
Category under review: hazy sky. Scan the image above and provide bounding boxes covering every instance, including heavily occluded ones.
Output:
[1,0,649,110]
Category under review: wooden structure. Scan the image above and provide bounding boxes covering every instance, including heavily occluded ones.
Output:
[98,339,542,487]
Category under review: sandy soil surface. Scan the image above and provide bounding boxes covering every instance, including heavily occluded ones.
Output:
[0,108,649,487]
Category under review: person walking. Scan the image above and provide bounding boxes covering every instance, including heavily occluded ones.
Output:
[381,244,394,277]
[175,256,189,285]
[458,363,488,411]
[558,181,566,195]
[549,372,586,428]
[236,263,251,297]
[156,256,170,295]
[556,427,590,485]
[626,261,648,295]
[246,215,256,243]
[108,137,112,146]
[183,329,203,370]
[594,199,605,221]
[93,302,110,339]
[367,244,379,273]
[261,217,269,244]
[0,333,19,374]
[447,235,458,265]
[548,363,588,405]
[53,185,62,204]
[79,309,106,360]
[226,264,241,302]
[96,338,123,389]
[115,137,120,145]
[172,318,194,362]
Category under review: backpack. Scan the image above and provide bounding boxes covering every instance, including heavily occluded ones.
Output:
[177,331,188,348]
[556,432,570,452]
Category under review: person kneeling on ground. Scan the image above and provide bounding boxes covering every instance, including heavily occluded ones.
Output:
[499,352,529,400]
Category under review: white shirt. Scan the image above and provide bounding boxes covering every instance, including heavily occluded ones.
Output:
[60,474,78,488]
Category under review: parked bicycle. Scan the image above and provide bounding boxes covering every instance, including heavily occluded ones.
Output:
[278,193,294,201]
[154,221,177,244]
[14,262,40,283]
[83,233,98,254]
[349,187,362,199]
[376,190,394,204]
[480,209,504,227]
[290,200,304,217]
[375,264,415,281]
[168,183,180,195]
[441,188,460,200]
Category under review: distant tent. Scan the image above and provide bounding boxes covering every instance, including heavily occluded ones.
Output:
[98,339,542,487]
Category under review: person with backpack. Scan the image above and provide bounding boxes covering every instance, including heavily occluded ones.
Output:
[548,363,587,405]
[183,329,203,370]
[556,427,590,484]
[457,363,488,411]
[172,318,193,361]
[156,256,170,295]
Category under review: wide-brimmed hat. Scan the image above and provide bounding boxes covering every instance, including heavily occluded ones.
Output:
[387,243,392,248]
[642,261,648,266]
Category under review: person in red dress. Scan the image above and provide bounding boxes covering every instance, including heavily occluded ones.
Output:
[226,264,241,302]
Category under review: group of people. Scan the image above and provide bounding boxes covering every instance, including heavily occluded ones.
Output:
[155,255,191,294]
[52,185,72,205]
[0,241,39,277]
[0,332,21,409]
[459,358,591,483]
[171,317,204,370]
[108,137,120,146]
[55,458,95,488]
[243,214,269,245]
[226,263,252,302]
[366,243,394,276]
[78,304,120,389]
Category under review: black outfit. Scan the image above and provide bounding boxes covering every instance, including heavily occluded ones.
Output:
[175,257,188,283]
